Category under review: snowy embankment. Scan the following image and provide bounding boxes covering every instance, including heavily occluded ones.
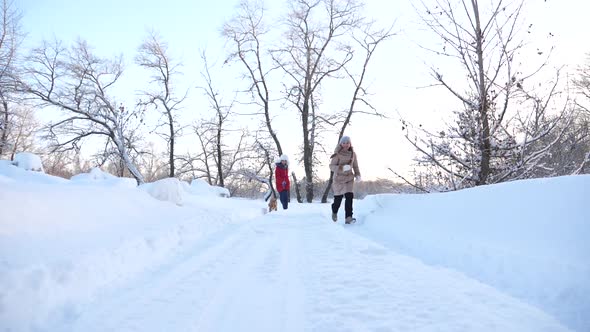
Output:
[0,162,264,331]
[354,175,590,332]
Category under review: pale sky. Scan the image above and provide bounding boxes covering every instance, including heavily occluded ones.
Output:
[19,0,590,180]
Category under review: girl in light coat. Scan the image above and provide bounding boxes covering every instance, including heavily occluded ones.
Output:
[329,136,361,223]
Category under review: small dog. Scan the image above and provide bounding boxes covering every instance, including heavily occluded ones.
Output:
[268,197,278,212]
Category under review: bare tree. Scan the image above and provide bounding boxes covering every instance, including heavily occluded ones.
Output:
[223,0,284,155]
[231,134,281,200]
[527,109,589,177]
[574,54,590,117]
[91,116,148,178]
[134,142,171,182]
[186,121,217,184]
[253,134,279,197]
[291,171,303,203]
[4,105,41,160]
[22,39,145,184]
[272,0,362,202]
[0,0,24,157]
[405,0,568,188]
[320,21,395,202]
[184,117,257,190]
[42,148,91,179]
[187,120,255,190]
[194,51,240,187]
[136,31,187,178]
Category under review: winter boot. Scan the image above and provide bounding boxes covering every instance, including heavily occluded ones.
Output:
[332,213,338,222]
[345,216,356,224]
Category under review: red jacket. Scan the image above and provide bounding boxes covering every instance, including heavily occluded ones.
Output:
[275,163,290,192]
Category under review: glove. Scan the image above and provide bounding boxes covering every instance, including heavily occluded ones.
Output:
[342,164,351,172]
[282,181,286,189]
[355,175,362,182]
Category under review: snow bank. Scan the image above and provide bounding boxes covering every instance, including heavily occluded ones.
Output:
[0,171,264,331]
[0,159,67,184]
[1,163,587,331]
[355,175,590,332]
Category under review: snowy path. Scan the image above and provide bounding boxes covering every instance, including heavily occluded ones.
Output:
[57,213,569,332]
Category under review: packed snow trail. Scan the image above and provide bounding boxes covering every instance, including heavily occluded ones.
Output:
[54,212,569,332]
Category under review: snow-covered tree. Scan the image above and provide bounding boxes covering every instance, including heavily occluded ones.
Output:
[0,0,24,158]
[405,0,569,188]
[2,106,41,160]
[570,53,590,174]
[22,39,145,185]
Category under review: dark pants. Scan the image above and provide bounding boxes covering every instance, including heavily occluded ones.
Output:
[279,190,289,209]
[332,192,353,218]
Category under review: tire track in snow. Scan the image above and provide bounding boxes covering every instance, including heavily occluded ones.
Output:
[298,218,569,332]
[63,221,253,331]
[191,217,306,332]
[63,217,306,332]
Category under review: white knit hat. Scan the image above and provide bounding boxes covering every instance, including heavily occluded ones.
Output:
[339,136,351,145]
[279,154,289,163]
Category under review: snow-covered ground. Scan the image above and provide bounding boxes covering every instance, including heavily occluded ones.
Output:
[0,157,588,332]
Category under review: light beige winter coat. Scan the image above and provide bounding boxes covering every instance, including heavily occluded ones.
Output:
[329,145,360,196]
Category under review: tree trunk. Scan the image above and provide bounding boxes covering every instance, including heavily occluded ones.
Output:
[473,1,491,185]
[113,129,144,185]
[0,100,8,156]
[321,171,334,203]
[266,108,282,156]
[216,124,224,187]
[169,120,175,178]
[291,171,303,203]
[302,97,315,202]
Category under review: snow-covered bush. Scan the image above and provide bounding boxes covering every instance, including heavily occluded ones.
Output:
[11,152,44,172]
[189,178,230,198]
[70,167,137,188]
[139,177,187,206]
